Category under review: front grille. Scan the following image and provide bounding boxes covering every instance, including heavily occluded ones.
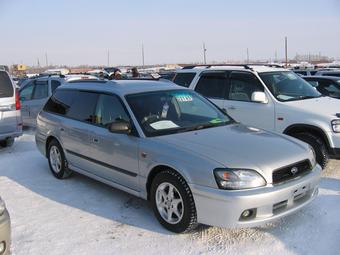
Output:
[272,159,312,184]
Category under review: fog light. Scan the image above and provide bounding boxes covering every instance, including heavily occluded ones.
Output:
[0,241,5,254]
[240,209,255,220]
[242,210,251,218]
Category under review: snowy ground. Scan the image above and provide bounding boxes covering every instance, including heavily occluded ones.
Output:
[0,132,339,255]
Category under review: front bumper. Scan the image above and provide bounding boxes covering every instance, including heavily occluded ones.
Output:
[327,131,340,158]
[0,210,11,255]
[190,165,321,228]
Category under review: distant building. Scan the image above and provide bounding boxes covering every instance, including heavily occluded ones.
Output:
[294,53,332,63]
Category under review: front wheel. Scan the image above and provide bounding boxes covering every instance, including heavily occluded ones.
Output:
[47,139,72,179]
[150,169,198,233]
[292,132,328,169]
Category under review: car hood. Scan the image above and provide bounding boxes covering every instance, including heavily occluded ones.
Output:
[284,96,340,117]
[154,124,310,182]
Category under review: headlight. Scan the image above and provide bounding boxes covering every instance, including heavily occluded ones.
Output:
[331,119,340,133]
[214,169,266,190]
[308,145,317,168]
[0,198,5,216]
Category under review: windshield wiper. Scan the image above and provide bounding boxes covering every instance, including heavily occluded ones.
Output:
[285,95,321,102]
[180,122,226,132]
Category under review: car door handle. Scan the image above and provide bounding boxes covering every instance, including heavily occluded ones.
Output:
[227,106,236,110]
[60,127,65,132]
[92,138,99,143]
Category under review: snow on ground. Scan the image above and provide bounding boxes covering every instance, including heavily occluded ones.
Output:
[0,132,339,255]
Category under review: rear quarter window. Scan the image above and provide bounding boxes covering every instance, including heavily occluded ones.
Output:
[43,90,76,115]
[173,73,196,87]
[43,89,98,123]
[0,71,14,98]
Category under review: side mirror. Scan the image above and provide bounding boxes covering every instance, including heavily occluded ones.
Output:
[19,96,26,102]
[251,91,268,104]
[109,120,131,134]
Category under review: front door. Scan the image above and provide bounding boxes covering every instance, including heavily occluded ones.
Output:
[224,71,275,131]
[88,94,140,190]
[193,71,230,110]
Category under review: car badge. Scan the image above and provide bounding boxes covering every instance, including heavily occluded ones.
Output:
[291,167,298,175]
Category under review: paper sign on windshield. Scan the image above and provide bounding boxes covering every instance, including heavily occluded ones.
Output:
[150,120,179,130]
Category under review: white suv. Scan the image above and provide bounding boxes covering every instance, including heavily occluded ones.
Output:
[173,65,340,168]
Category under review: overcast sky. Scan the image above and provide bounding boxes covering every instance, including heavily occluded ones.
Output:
[1,0,340,66]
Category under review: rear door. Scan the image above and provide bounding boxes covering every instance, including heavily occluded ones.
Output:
[19,81,35,126]
[29,80,49,125]
[193,71,229,109]
[224,71,275,131]
[44,90,99,171]
[0,71,16,134]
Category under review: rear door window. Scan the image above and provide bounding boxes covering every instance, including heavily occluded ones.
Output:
[194,72,228,99]
[306,80,319,87]
[43,90,76,115]
[229,72,264,102]
[0,71,14,98]
[66,91,98,123]
[19,81,34,101]
[173,73,196,87]
[32,81,48,100]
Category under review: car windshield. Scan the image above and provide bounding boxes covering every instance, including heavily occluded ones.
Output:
[259,71,321,102]
[126,90,233,137]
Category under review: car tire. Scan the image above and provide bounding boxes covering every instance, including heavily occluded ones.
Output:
[150,169,198,233]
[293,132,328,169]
[47,139,72,179]
[0,138,14,148]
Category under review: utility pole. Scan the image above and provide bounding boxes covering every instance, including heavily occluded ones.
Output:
[107,49,110,66]
[285,36,288,68]
[246,48,250,64]
[203,43,207,64]
[45,53,48,67]
[142,43,145,67]
[275,50,278,63]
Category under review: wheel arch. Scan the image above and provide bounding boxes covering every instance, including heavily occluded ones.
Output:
[45,135,63,157]
[146,164,188,201]
[283,124,331,150]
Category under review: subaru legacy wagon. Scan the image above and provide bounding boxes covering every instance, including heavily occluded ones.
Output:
[35,80,321,233]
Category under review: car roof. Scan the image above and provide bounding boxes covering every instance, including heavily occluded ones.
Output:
[176,65,287,74]
[57,79,183,96]
[316,70,340,73]
[304,76,340,80]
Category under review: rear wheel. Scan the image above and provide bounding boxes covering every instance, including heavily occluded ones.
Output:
[150,169,198,233]
[0,138,14,148]
[47,139,72,179]
[292,132,328,169]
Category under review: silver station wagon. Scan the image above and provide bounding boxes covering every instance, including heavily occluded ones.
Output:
[35,80,321,233]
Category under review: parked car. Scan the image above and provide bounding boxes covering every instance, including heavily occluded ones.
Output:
[0,197,11,255]
[314,70,340,77]
[173,65,340,168]
[19,75,64,127]
[0,70,22,147]
[36,80,321,233]
[292,69,317,76]
[303,76,340,99]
